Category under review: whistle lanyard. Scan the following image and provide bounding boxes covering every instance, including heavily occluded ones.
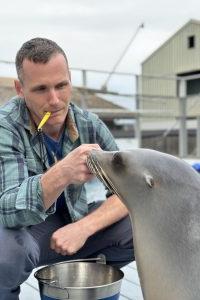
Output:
[42,132,67,212]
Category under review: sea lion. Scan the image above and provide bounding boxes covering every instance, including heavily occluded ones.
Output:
[87,148,200,300]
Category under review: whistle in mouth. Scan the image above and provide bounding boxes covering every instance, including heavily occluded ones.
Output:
[37,112,51,131]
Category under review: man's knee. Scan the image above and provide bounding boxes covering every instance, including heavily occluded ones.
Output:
[0,227,39,289]
[99,215,134,267]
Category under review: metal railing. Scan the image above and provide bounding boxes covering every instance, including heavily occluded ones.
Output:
[1,60,200,158]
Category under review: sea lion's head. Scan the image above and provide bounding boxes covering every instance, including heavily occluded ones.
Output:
[87,148,199,216]
[87,149,158,213]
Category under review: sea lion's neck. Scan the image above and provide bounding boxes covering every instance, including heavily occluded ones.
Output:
[132,215,194,300]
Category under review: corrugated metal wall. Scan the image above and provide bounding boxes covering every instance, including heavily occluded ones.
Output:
[142,21,200,78]
[140,20,200,114]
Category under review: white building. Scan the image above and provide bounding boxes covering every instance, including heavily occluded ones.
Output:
[140,19,200,114]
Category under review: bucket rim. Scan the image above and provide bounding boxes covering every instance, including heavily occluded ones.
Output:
[34,260,124,290]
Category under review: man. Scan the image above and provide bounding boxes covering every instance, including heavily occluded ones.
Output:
[0,37,133,299]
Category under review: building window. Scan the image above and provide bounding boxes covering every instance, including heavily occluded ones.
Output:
[188,35,195,48]
[187,78,200,95]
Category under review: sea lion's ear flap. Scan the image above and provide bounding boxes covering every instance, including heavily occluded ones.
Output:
[144,173,154,188]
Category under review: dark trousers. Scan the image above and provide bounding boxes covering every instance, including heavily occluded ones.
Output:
[0,202,134,300]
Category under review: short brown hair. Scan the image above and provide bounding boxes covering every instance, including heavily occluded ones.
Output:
[15,37,69,82]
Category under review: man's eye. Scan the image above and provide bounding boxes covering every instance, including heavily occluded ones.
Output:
[56,83,68,89]
[38,87,46,91]
[33,86,47,93]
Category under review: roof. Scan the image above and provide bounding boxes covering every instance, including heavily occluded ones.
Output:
[142,19,200,65]
[0,77,122,110]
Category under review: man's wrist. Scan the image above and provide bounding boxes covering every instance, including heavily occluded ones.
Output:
[42,161,70,189]
[76,216,96,238]
[41,161,71,209]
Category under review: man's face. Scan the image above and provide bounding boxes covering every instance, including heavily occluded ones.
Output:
[15,53,72,138]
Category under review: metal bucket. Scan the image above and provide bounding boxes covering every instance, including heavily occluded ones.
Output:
[34,256,124,300]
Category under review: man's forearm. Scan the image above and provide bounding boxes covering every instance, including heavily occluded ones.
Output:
[76,194,129,237]
[41,161,67,209]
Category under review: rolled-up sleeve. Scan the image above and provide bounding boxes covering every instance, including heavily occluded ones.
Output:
[0,126,55,228]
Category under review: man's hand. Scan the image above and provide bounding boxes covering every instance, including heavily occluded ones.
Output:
[41,144,101,209]
[60,144,101,185]
[50,222,89,255]
[50,195,129,256]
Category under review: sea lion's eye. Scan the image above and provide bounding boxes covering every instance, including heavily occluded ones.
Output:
[112,152,123,167]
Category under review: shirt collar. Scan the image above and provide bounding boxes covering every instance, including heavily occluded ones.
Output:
[66,104,79,143]
[21,101,79,143]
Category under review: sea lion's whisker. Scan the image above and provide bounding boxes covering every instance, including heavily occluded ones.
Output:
[87,155,121,198]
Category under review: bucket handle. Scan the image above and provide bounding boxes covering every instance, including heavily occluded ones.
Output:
[60,253,106,265]
[46,285,70,300]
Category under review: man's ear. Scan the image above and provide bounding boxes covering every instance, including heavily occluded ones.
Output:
[14,80,24,98]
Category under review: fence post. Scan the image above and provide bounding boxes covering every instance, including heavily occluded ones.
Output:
[82,69,87,87]
[80,70,87,108]
[197,116,200,158]
[135,75,141,148]
[178,78,187,158]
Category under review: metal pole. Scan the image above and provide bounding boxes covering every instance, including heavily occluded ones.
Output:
[101,23,144,91]
[135,75,141,147]
[197,116,200,158]
[82,70,87,87]
[178,79,187,158]
[80,70,87,108]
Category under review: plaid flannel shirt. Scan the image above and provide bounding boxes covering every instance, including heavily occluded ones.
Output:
[0,97,118,228]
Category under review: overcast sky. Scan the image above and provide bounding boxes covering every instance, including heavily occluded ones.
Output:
[0,0,200,76]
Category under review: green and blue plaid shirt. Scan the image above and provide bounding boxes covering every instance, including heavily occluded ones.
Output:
[0,97,118,228]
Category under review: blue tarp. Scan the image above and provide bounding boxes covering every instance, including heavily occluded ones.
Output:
[192,163,200,173]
